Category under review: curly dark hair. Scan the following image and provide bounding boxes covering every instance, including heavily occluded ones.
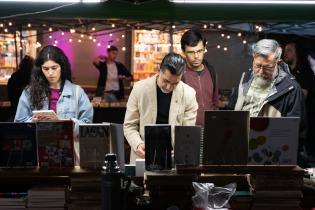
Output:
[29,45,72,109]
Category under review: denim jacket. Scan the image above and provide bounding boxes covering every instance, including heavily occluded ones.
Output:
[15,80,93,123]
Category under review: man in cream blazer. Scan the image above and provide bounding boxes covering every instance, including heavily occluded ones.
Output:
[124,53,198,164]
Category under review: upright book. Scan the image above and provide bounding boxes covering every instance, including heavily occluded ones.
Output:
[174,126,201,166]
[248,117,299,165]
[37,120,74,167]
[0,122,37,167]
[109,123,125,172]
[79,123,110,168]
[145,124,172,171]
[203,111,249,165]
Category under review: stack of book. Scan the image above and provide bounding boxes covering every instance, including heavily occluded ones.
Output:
[251,174,304,210]
[68,176,101,210]
[0,192,27,209]
[27,187,66,209]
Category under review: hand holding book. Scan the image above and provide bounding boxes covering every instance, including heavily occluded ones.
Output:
[32,110,59,122]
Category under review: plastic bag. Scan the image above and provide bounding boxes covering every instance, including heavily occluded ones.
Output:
[192,182,236,210]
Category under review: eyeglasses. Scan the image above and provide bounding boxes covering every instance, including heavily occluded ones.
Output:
[185,49,205,56]
[252,62,276,72]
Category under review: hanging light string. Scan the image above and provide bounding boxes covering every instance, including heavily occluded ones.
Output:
[0,2,79,20]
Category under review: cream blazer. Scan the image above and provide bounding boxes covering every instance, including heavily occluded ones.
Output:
[124,74,198,164]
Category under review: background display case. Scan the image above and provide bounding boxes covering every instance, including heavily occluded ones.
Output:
[132,30,184,81]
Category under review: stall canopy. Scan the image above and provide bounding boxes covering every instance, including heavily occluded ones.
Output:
[1,0,315,37]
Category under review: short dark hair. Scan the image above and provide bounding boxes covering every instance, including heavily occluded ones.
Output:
[107,45,118,53]
[160,53,185,76]
[181,30,206,51]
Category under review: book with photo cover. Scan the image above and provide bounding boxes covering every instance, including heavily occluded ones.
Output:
[0,122,37,167]
[203,110,249,165]
[174,126,201,166]
[145,124,172,171]
[37,120,74,167]
[248,117,299,165]
[79,123,110,168]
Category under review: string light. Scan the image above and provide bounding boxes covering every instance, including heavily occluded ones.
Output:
[53,43,57,47]
[224,47,228,51]
[27,23,31,28]
[227,35,231,39]
[49,27,52,32]
[203,24,207,29]
[205,49,208,52]
[0,23,3,27]
[61,32,65,36]
[122,47,126,51]
[210,23,215,27]
[243,40,247,44]
[218,24,222,29]
[78,39,82,43]
[112,23,115,28]
[80,34,84,38]
[69,38,73,43]
[35,42,41,48]
[237,32,242,37]
[107,45,111,48]
[121,34,125,38]
[49,35,52,39]
[92,27,95,31]
[217,45,221,49]
[258,26,263,32]
[172,25,176,29]
[54,40,58,44]
[89,36,93,40]
[97,43,101,47]
[4,28,8,33]
[93,38,96,42]
[8,22,12,26]
[109,33,112,37]
[70,29,75,33]
[221,33,225,37]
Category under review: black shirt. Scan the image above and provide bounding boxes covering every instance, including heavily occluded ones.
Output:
[156,85,173,124]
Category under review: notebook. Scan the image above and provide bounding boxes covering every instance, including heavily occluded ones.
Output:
[144,124,172,171]
[202,110,249,165]
[0,122,37,167]
[109,123,125,172]
[174,125,201,166]
[248,117,300,165]
[37,120,74,167]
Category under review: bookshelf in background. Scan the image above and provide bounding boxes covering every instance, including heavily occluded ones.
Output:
[132,30,184,81]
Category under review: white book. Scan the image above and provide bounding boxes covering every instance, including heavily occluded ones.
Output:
[79,123,110,168]
[248,117,299,165]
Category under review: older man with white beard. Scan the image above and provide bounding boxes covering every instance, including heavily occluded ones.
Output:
[230,39,307,166]
[231,39,304,118]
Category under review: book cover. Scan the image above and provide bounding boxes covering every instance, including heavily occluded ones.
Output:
[174,126,201,166]
[248,117,299,165]
[37,121,74,167]
[79,123,110,168]
[203,111,249,165]
[109,123,125,172]
[145,124,172,171]
[0,123,37,167]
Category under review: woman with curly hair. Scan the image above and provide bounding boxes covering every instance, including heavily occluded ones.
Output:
[15,45,93,123]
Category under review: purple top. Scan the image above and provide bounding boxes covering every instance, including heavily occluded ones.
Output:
[50,88,60,112]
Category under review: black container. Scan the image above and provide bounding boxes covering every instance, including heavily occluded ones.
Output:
[101,153,129,210]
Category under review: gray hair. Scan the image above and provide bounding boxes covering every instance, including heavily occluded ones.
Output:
[252,39,282,61]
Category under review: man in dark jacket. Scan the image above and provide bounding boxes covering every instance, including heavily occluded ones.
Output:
[181,30,219,126]
[230,39,307,167]
[93,45,132,100]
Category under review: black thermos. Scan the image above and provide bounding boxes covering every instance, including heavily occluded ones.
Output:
[101,153,124,210]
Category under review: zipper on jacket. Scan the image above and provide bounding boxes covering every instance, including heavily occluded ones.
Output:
[198,75,205,108]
